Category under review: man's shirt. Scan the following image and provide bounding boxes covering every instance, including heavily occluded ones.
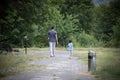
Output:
[48,30,57,42]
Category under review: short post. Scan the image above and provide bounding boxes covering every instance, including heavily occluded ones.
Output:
[24,35,27,54]
[88,50,96,71]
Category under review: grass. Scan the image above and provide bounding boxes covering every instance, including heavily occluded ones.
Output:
[74,48,120,80]
[73,50,88,64]
[27,47,49,51]
[0,47,120,80]
[0,50,48,78]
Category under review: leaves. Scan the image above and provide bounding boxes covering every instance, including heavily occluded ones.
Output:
[0,0,119,47]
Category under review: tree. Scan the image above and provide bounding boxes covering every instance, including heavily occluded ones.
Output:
[110,0,120,47]
[92,0,120,47]
[59,0,94,33]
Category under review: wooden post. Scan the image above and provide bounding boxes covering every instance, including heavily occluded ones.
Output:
[24,35,27,54]
[88,50,96,71]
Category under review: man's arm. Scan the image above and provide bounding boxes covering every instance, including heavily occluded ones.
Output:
[56,34,58,45]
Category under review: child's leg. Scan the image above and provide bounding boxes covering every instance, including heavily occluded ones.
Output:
[69,51,72,59]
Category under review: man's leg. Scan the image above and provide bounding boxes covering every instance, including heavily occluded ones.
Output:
[52,42,56,56]
[49,42,53,56]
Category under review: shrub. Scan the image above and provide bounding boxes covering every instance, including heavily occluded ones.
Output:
[78,32,101,47]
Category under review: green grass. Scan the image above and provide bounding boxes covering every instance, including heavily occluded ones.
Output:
[27,47,49,51]
[74,48,120,80]
[0,52,48,78]
[73,50,88,64]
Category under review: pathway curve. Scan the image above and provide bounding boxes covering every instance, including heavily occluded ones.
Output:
[1,50,96,80]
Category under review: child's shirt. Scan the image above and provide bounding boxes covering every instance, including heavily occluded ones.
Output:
[68,43,73,51]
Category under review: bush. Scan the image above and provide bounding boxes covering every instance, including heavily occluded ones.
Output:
[78,32,101,47]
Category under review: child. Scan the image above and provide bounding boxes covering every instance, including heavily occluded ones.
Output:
[67,40,73,59]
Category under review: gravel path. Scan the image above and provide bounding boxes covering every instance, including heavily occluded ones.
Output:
[1,50,96,80]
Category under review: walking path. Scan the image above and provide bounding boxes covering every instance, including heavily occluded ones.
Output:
[1,50,96,80]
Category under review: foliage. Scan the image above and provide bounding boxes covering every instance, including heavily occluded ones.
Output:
[109,0,120,47]
[59,0,94,33]
[78,31,101,47]
[0,0,120,48]
[91,0,120,47]
[44,14,79,47]
[111,19,120,47]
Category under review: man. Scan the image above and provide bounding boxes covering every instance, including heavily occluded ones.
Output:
[48,26,58,57]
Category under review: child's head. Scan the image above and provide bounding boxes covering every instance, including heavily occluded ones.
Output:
[69,40,72,43]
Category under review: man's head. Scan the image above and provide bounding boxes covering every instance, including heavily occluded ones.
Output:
[51,27,54,29]
[51,25,56,30]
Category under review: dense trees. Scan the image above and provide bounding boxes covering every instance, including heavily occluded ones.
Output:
[91,0,120,47]
[0,0,120,48]
[110,0,120,47]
